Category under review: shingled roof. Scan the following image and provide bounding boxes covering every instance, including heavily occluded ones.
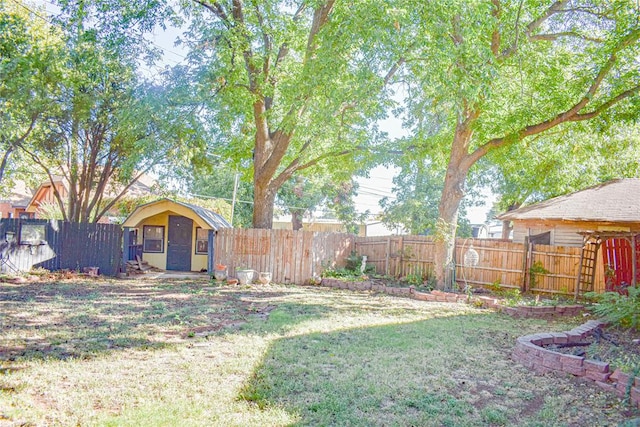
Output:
[497,179,640,223]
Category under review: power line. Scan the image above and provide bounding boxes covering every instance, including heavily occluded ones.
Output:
[10,0,53,24]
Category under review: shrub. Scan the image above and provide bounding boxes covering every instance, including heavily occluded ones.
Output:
[586,286,640,330]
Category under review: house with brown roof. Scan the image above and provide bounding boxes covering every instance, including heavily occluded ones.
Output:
[498,179,640,291]
[24,175,157,221]
[0,180,33,219]
[497,178,640,247]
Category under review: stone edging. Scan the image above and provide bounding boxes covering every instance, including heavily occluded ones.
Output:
[512,320,640,407]
[473,295,584,319]
[318,278,465,303]
[317,278,583,319]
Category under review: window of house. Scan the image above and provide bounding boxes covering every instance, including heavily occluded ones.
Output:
[20,223,46,244]
[195,227,208,254]
[143,226,164,253]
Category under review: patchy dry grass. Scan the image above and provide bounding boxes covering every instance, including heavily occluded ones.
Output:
[0,278,638,426]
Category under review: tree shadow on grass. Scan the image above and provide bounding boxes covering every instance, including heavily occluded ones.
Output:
[237,313,632,427]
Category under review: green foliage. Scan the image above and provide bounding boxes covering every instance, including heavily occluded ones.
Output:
[178,0,407,226]
[344,251,365,272]
[0,0,64,185]
[393,0,640,284]
[586,287,640,330]
[34,201,64,221]
[404,273,423,287]
[529,261,550,289]
[379,158,474,236]
[322,251,373,280]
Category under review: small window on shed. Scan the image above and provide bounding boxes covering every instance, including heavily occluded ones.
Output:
[195,227,208,254]
[143,225,164,253]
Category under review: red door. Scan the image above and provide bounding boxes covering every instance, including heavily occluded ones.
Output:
[602,238,633,292]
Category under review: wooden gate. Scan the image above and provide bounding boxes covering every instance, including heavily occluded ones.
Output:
[602,237,636,292]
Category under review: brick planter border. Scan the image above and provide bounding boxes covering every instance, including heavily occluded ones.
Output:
[512,319,640,407]
[317,278,466,303]
[316,279,584,319]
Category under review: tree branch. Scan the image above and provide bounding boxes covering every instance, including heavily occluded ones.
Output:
[466,27,639,167]
[530,32,604,43]
[272,145,356,191]
[499,0,569,60]
[304,0,335,64]
[491,0,501,56]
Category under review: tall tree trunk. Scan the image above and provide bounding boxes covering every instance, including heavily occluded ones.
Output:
[433,116,476,290]
[291,210,304,231]
[434,165,467,290]
[0,146,14,186]
[501,203,521,239]
[253,178,276,228]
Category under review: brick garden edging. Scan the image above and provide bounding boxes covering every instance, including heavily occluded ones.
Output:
[318,278,465,303]
[317,278,584,319]
[512,320,640,407]
[472,295,584,319]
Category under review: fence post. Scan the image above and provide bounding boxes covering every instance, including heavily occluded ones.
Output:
[122,227,131,273]
[522,236,532,293]
[385,237,391,276]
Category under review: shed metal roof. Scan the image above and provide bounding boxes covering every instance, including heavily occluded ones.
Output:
[123,198,232,230]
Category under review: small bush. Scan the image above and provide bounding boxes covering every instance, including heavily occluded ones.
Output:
[586,287,640,330]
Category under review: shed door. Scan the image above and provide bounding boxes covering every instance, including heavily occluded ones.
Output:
[602,238,633,292]
[167,215,193,271]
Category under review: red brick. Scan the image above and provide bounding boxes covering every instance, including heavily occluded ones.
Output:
[542,351,562,369]
[526,343,542,355]
[630,387,640,403]
[564,331,583,343]
[560,354,584,368]
[563,364,586,376]
[609,369,623,381]
[413,292,428,301]
[551,333,568,344]
[616,373,633,392]
[584,359,609,373]
[585,371,611,382]
[536,333,555,345]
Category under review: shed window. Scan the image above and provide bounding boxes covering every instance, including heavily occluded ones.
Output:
[143,226,164,253]
[195,227,208,254]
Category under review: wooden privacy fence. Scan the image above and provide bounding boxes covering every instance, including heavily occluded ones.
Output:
[214,228,354,284]
[0,219,122,276]
[355,236,598,296]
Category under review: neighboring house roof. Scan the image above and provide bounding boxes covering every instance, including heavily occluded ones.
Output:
[122,198,232,231]
[497,179,640,223]
[0,180,33,207]
[25,174,157,214]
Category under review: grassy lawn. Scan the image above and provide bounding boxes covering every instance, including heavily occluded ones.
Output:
[0,278,637,426]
